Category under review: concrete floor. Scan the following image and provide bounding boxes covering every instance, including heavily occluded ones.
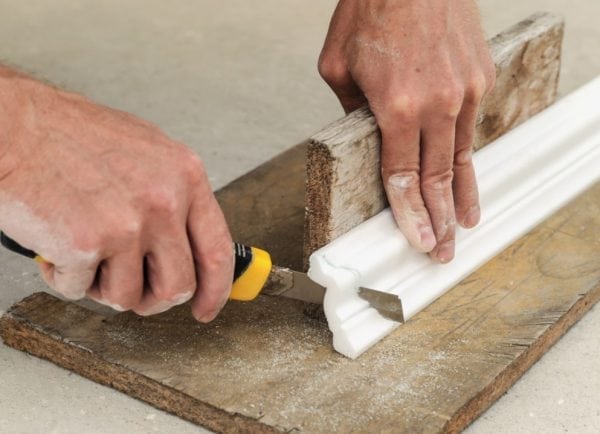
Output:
[0,1,598,432]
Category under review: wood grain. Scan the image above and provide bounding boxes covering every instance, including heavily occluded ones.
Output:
[2,177,599,433]
[304,12,565,266]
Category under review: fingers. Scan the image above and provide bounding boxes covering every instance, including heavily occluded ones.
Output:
[86,252,144,311]
[453,75,486,229]
[187,189,234,323]
[84,231,196,315]
[379,87,462,264]
[133,234,196,316]
[377,67,493,263]
[420,103,460,264]
[380,108,436,253]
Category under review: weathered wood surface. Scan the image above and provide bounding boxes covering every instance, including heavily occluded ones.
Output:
[2,178,600,433]
[304,12,565,265]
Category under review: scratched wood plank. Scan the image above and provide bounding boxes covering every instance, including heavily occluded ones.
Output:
[304,12,565,265]
[2,178,599,433]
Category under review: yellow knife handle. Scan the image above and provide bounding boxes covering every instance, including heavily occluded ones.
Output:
[231,243,272,301]
[1,232,271,302]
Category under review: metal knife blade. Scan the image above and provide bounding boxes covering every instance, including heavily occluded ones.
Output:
[262,266,404,323]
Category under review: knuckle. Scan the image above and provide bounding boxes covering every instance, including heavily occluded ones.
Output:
[117,217,143,241]
[383,169,420,190]
[317,54,348,86]
[93,213,142,249]
[100,218,142,251]
[384,94,421,122]
[147,187,179,215]
[180,149,206,181]
[436,221,456,243]
[434,84,464,115]
[442,217,457,235]
[465,73,487,104]
[454,148,473,168]
[421,169,454,192]
[72,231,103,255]
[203,242,234,275]
[67,224,104,256]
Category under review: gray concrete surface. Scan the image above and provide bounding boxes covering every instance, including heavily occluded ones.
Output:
[0,1,598,432]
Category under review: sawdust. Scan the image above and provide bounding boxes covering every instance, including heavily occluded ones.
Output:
[56,291,501,432]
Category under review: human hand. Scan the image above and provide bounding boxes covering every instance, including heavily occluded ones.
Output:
[0,67,233,321]
[319,0,496,262]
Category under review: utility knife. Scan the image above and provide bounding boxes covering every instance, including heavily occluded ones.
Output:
[1,232,403,322]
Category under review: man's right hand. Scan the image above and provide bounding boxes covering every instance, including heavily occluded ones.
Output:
[0,66,233,322]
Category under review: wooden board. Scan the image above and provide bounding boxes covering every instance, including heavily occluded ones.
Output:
[303,12,565,265]
[2,163,600,434]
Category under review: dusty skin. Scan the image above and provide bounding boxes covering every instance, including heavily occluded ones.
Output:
[0,66,234,322]
[319,0,496,263]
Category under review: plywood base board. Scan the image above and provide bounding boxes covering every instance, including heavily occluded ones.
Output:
[2,181,600,433]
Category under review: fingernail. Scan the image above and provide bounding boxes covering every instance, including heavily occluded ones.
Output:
[437,241,455,264]
[199,298,228,323]
[463,206,481,228]
[197,310,218,323]
[419,226,437,252]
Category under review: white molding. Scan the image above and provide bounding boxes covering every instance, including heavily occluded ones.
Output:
[308,76,600,359]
